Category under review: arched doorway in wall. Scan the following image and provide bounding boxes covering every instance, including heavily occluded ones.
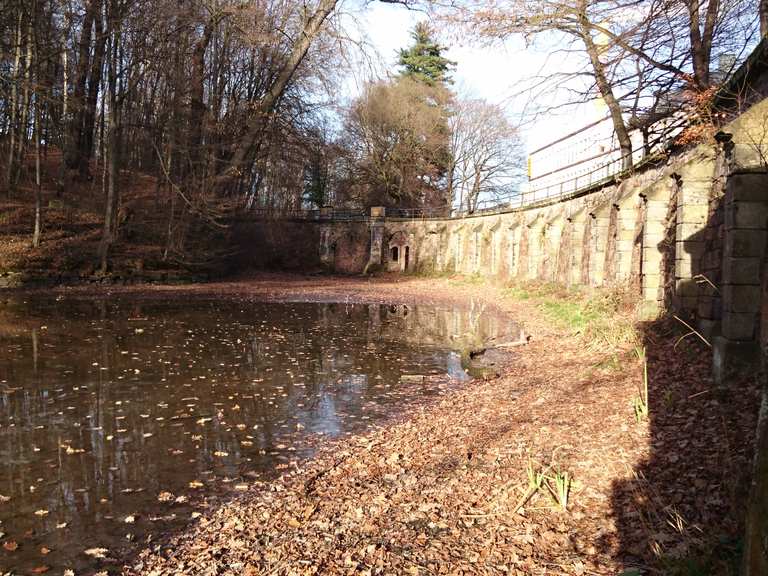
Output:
[387,231,410,272]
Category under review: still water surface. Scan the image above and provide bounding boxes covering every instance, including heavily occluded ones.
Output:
[0,296,510,574]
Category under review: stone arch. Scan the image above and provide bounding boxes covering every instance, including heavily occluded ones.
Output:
[387,230,411,272]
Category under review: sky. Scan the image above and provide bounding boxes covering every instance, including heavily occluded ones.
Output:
[343,2,600,157]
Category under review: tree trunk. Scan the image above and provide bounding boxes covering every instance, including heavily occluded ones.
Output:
[188,18,215,176]
[99,14,120,275]
[686,0,719,88]
[15,21,34,185]
[80,4,107,179]
[33,80,42,248]
[219,0,339,193]
[65,0,98,171]
[33,6,42,248]
[58,20,70,196]
[4,12,23,195]
[578,4,633,171]
[762,0,768,36]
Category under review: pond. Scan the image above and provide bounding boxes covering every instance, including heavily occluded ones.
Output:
[0,295,515,574]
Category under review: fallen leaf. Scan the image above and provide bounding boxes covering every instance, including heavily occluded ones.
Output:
[3,540,19,551]
[84,547,109,559]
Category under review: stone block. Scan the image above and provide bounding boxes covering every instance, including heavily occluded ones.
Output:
[722,311,758,340]
[712,335,760,385]
[678,295,699,311]
[697,318,721,340]
[676,221,708,242]
[698,295,721,320]
[370,206,386,218]
[618,228,635,242]
[677,239,707,258]
[646,201,670,220]
[675,257,697,278]
[723,285,762,313]
[700,249,722,271]
[676,203,710,224]
[723,257,762,285]
[643,284,661,302]
[725,202,768,230]
[676,278,699,297]
[726,173,768,203]
[724,229,768,258]
[616,239,634,253]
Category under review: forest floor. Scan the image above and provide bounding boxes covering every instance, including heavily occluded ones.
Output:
[0,151,212,282]
[35,273,757,576]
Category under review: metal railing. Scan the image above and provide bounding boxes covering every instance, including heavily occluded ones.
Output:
[238,117,687,223]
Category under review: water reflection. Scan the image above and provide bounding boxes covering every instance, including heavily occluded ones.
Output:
[0,297,512,573]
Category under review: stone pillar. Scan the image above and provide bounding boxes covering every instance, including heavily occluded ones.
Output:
[529,222,543,280]
[472,223,483,274]
[642,179,674,302]
[518,224,530,279]
[616,198,640,283]
[603,204,620,283]
[629,194,648,292]
[557,217,573,284]
[591,207,611,286]
[507,223,521,278]
[546,217,563,281]
[733,173,768,576]
[362,221,385,274]
[713,172,768,380]
[489,219,501,275]
[580,214,593,285]
[319,225,334,268]
[674,157,714,311]
[568,211,587,286]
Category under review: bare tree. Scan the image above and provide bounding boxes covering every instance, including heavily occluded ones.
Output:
[448,96,524,212]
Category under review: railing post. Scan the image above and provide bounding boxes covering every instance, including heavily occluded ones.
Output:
[370,206,385,219]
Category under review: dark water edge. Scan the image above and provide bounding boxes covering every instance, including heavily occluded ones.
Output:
[0,296,518,575]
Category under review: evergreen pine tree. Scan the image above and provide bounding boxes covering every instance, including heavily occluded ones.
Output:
[397,22,455,86]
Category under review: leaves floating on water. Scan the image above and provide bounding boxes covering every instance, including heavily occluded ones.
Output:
[0,495,10,503]
[34,509,49,517]
[3,540,18,551]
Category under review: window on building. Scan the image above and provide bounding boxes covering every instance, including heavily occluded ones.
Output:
[391,246,399,262]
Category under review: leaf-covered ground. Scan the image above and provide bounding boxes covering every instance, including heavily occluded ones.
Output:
[24,275,759,575]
